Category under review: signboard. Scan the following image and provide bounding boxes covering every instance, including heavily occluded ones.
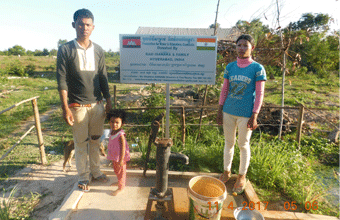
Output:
[119,34,217,85]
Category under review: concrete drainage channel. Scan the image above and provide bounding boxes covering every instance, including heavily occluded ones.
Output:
[48,169,337,220]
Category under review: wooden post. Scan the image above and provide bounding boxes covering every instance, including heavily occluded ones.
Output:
[296,104,304,145]
[181,106,186,145]
[0,96,39,115]
[276,0,287,140]
[113,85,117,109]
[31,99,47,165]
[197,85,208,139]
[162,116,165,138]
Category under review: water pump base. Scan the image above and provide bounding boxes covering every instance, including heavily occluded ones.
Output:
[144,188,175,220]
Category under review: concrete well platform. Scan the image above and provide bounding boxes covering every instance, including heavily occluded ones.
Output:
[49,169,338,220]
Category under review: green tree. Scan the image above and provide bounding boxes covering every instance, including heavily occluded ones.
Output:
[58,39,68,48]
[8,45,26,56]
[42,48,49,56]
[26,50,34,56]
[303,33,339,74]
[235,19,270,44]
[50,49,57,56]
[290,13,331,32]
[105,49,116,57]
[34,49,43,56]
[285,13,338,75]
[209,23,220,29]
[326,31,339,51]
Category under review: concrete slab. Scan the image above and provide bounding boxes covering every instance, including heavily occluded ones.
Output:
[48,183,83,220]
[67,170,245,220]
[50,169,338,220]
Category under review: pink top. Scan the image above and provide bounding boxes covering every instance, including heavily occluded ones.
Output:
[107,130,130,162]
[237,57,253,68]
[219,57,265,114]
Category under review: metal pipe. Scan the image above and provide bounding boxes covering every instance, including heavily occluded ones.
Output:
[153,138,172,198]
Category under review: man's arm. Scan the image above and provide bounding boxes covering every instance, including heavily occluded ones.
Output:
[56,44,74,126]
[105,98,112,113]
[97,46,112,113]
[59,90,74,126]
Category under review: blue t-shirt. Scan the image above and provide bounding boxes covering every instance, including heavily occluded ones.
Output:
[223,61,267,118]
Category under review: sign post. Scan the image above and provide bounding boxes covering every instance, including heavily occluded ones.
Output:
[120,34,218,137]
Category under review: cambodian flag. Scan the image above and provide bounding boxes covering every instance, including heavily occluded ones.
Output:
[123,37,141,48]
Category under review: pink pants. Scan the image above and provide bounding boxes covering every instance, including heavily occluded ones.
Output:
[113,161,127,189]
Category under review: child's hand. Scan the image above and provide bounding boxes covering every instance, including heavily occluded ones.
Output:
[119,160,124,167]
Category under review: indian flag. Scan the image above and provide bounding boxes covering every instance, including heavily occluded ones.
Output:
[197,38,216,51]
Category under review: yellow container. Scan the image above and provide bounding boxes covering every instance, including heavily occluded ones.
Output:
[188,176,227,220]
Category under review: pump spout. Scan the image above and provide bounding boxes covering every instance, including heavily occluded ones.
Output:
[169,152,189,165]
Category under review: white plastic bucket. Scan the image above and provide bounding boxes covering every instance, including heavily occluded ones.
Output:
[188,176,227,220]
[234,207,264,220]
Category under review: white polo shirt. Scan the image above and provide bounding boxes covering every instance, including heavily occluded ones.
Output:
[73,39,95,71]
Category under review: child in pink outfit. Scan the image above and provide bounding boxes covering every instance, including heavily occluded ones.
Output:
[106,109,130,196]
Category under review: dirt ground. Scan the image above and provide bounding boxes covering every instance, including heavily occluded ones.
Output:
[1,152,148,220]
[0,106,77,219]
[0,159,78,219]
[0,103,140,219]
[0,146,140,219]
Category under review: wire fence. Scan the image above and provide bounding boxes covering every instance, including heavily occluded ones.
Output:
[0,96,47,164]
[111,86,339,145]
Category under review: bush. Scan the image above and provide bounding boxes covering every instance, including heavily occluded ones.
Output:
[0,69,6,77]
[265,65,281,77]
[294,66,308,76]
[25,64,36,76]
[140,86,167,124]
[300,134,339,165]
[43,64,56,72]
[6,61,26,76]
[4,61,37,76]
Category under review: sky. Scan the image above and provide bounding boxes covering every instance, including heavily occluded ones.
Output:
[1,0,338,52]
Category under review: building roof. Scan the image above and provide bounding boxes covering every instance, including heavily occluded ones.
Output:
[135,27,240,41]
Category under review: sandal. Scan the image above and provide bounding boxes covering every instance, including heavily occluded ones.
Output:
[232,177,247,195]
[92,174,109,183]
[219,171,231,183]
[78,180,90,192]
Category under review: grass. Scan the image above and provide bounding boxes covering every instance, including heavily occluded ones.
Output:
[264,73,339,110]
[128,124,339,216]
[0,186,41,220]
[0,75,60,141]
[0,108,69,182]
[121,81,339,217]
[0,108,70,219]
[0,54,127,141]
[0,56,339,218]
[0,186,17,220]
[0,56,56,73]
